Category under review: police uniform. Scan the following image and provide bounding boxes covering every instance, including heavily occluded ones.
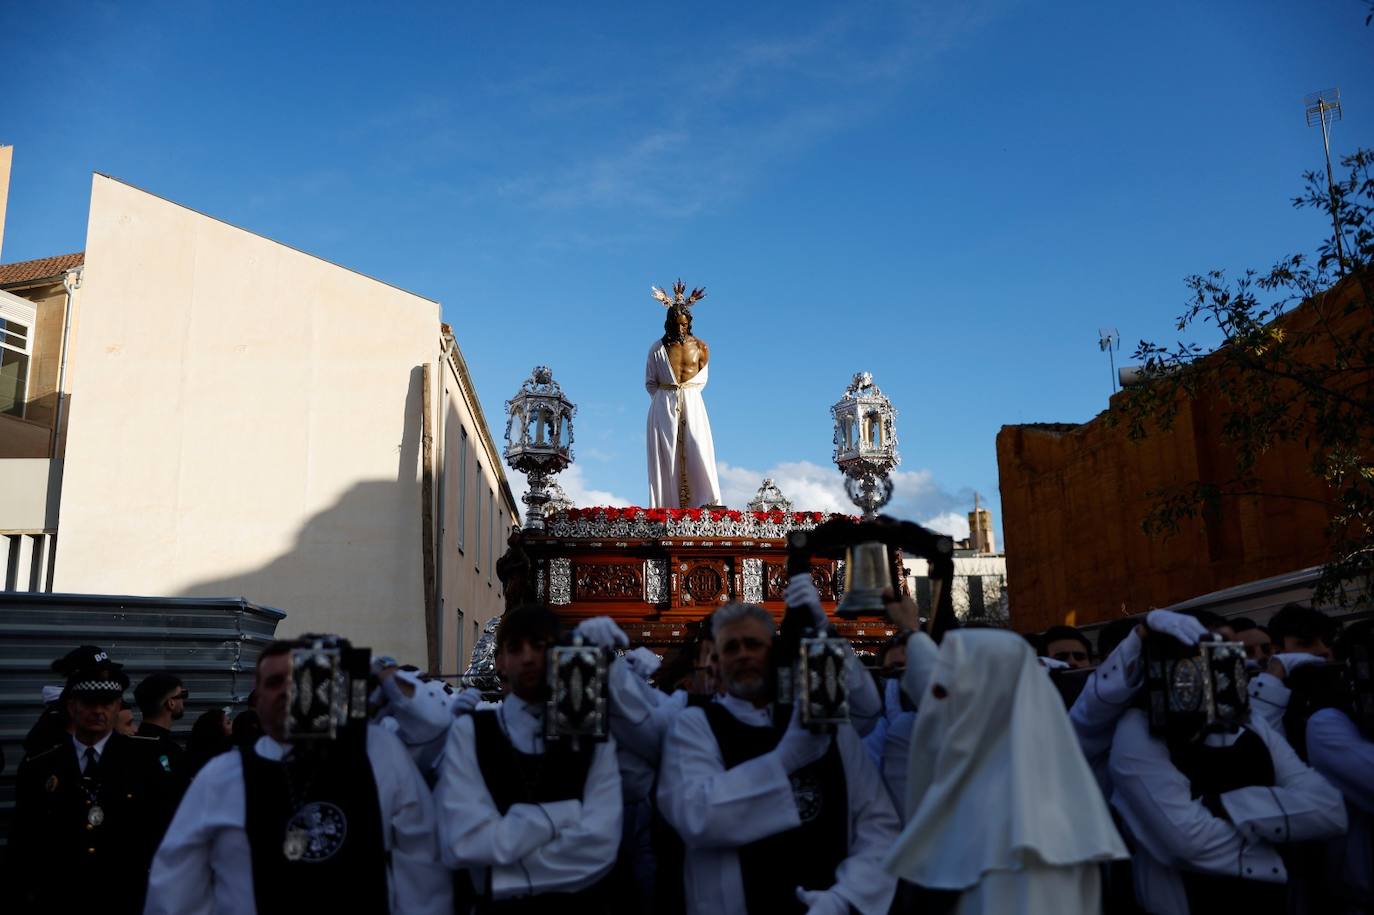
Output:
[136,720,186,775]
[7,664,177,915]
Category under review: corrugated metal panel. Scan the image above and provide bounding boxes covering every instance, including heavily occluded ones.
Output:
[0,591,286,846]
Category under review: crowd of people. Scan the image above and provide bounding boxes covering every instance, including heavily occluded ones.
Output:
[2,578,1371,915]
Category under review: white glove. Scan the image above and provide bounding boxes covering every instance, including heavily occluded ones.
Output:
[1038,656,1070,670]
[1146,609,1210,646]
[784,573,827,629]
[1272,653,1325,677]
[775,704,831,773]
[794,887,849,915]
[576,616,629,649]
[624,647,662,679]
[451,688,482,717]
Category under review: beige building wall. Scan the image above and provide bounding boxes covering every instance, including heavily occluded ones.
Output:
[52,175,485,662]
[436,338,519,676]
[0,145,11,261]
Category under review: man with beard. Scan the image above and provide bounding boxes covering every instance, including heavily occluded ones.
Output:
[657,602,899,915]
[134,672,188,777]
[645,281,722,508]
[144,639,450,915]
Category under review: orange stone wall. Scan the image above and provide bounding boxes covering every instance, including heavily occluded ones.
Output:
[997,274,1369,633]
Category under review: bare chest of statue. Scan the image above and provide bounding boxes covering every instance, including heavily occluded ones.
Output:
[666,337,707,384]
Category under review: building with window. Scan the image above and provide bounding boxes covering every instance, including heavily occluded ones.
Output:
[0,161,516,670]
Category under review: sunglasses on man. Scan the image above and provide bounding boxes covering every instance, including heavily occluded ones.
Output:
[1051,650,1090,664]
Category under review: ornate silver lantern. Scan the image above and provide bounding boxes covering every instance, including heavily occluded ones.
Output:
[747,478,793,513]
[831,371,900,520]
[831,372,900,617]
[504,366,576,530]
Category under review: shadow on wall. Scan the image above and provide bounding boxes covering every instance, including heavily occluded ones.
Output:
[177,366,429,658]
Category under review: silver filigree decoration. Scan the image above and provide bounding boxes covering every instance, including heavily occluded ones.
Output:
[505,366,576,530]
[645,559,669,603]
[544,510,831,540]
[549,558,571,605]
[543,481,573,516]
[743,558,764,603]
[460,616,503,694]
[832,372,899,519]
[747,478,793,513]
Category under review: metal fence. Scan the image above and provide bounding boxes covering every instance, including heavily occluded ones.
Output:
[0,591,285,846]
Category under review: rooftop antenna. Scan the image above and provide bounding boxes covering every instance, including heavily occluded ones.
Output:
[1098,328,1120,394]
[1304,88,1346,270]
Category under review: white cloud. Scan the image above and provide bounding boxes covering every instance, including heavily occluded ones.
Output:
[718,459,975,536]
[508,464,635,521]
[487,5,997,223]
[921,511,971,540]
[512,459,979,541]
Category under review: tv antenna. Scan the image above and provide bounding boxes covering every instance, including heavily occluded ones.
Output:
[1304,88,1346,269]
[1098,328,1120,394]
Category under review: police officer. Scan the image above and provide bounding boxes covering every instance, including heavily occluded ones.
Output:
[22,644,111,756]
[6,647,177,915]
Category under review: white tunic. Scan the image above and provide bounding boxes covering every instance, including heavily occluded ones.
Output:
[1108,707,1347,915]
[645,340,722,508]
[657,693,900,915]
[373,669,457,775]
[143,729,451,915]
[1068,626,1146,796]
[433,694,623,900]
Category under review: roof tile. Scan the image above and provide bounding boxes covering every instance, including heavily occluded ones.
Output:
[0,252,85,286]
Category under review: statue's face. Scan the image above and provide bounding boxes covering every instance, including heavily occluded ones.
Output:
[674,312,691,336]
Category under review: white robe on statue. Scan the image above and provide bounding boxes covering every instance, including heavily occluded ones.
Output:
[645,340,722,508]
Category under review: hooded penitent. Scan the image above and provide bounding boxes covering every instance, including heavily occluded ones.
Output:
[884,629,1127,889]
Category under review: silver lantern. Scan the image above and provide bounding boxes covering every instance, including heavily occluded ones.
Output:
[831,371,900,519]
[504,366,576,531]
[832,372,900,617]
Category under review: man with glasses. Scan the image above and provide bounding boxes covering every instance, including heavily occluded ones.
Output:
[134,672,188,778]
[1041,625,1094,669]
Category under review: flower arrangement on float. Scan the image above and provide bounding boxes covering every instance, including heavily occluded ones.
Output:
[561,506,831,525]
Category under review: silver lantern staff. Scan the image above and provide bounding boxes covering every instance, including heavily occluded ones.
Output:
[831,372,901,617]
[831,371,900,520]
[504,366,576,531]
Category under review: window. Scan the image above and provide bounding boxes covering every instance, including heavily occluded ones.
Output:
[488,489,495,580]
[456,609,465,667]
[474,462,482,572]
[0,302,34,418]
[457,427,468,552]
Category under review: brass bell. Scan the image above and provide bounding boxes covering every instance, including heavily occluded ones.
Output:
[835,540,891,619]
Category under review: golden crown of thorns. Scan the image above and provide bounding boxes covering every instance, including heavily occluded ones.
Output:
[650,279,706,309]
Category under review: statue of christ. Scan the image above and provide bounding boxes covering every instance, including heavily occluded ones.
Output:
[645,280,723,508]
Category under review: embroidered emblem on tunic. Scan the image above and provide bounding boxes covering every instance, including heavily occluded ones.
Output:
[790,772,824,823]
[283,801,349,862]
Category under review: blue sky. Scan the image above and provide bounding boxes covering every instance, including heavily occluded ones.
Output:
[4,0,1373,540]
